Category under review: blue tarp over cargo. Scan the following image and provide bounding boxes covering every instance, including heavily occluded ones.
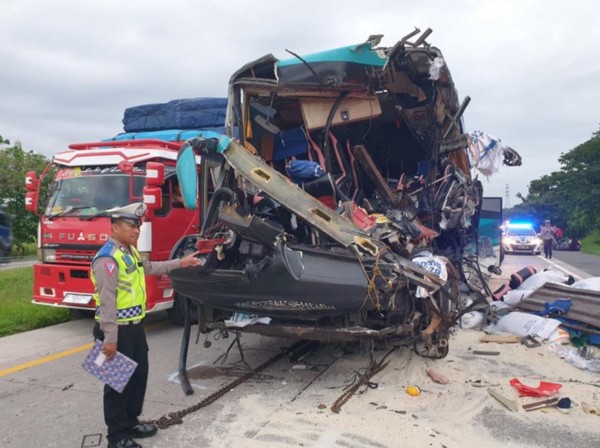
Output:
[122,98,227,133]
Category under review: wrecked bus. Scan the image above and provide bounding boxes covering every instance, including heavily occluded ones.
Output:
[167,30,518,390]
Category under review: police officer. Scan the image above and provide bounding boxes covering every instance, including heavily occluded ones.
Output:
[91,203,202,448]
[540,219,557,259]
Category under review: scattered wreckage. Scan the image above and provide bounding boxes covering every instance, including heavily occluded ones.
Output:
[166,29,521,392]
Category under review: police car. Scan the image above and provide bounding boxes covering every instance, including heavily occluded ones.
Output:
[502,223,543,255]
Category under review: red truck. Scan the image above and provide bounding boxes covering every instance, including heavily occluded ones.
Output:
[24,97,227,323]
[24,137,201,324]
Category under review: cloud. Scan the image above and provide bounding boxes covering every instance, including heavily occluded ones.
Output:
[2,0,599,204]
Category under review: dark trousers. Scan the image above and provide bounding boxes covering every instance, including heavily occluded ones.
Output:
[543,239,553,258]
[93,322,149,443]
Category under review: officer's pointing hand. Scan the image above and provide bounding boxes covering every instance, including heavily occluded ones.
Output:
[180,251,204,268]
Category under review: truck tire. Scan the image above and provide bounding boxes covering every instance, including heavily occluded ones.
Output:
[168,293,198,326]
[69,308,96,319]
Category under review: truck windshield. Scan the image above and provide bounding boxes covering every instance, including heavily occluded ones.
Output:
[45,169,145,217]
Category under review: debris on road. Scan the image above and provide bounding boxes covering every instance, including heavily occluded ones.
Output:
[509,378,562,398]
[472,350,501,356]
[426,367,450,384]
[479,334,520,344]
[406,385,422,396]
[487,388,519,412]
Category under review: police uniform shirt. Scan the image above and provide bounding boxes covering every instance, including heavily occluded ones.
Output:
[92,237,181,343]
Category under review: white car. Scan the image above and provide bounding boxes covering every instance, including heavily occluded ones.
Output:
[502,225,543,255]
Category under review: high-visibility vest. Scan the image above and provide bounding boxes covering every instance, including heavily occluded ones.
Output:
[91,241,146,322]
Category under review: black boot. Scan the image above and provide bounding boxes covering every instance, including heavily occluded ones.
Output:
[129,424,158,439]
[108,437,141,448]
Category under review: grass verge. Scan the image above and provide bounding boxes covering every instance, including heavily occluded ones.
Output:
[10,242,37,257]
[0,267,70,337]
[581,230,600,256]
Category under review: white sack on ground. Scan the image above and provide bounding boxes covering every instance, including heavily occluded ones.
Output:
[571,277,600,291]
[494,311,561,340]
[460,311,484,329]
[518,269,569,290]
[503,289,534,305]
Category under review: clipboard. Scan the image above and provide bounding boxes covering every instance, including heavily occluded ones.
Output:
[82,340,138,393]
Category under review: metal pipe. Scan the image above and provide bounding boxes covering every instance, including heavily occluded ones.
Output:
[178,296,194,395]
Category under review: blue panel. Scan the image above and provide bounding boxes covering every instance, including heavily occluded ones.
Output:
[273,127,308,161]
[216,135,232,154]
[176,144,198,210]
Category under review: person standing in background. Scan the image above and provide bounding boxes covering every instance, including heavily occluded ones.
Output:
[540,219,557,259]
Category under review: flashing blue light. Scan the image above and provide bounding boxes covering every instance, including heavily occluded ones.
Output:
[507,222,534,229]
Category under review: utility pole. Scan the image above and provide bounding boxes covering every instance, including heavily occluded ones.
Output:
[504,184,511,209]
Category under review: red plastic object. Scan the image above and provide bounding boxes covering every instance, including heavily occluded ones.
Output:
[509,378,562,397]
[349,203,376,230]
[413,222,439,242]
[196,238,226,254]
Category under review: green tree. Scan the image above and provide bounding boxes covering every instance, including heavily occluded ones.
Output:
[515,127,600,237]
[0,136,52,252]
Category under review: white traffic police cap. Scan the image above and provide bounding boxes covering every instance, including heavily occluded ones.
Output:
[107,202,147,226]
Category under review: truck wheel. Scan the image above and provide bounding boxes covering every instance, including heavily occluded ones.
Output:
[69,308,95,319]
[168,294,199,326]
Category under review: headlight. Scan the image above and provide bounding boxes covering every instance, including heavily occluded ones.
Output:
[42,249,57,262]
[533,238,542,244]
[504,237,516,244]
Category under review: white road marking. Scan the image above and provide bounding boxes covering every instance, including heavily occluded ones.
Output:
[167,361,208,390]
[536,255,590,280]
[314,430,339,447]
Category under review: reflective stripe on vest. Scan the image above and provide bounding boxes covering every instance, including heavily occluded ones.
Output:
[91,241,147,323]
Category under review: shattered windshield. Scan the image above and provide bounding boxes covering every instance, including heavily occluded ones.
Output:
[45,168,145,217]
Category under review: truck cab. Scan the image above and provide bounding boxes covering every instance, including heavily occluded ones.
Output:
[25,138,200,322]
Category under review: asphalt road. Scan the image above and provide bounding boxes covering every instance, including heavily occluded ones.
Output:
[0,256,36,271]
[1,253,599,448]
[551,250,600,277]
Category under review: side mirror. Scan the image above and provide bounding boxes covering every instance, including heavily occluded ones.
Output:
[176,143,198,210]
[25,171,39,192]
[143,186,162,210]
[146,162,165,186]
[25,191,38,213]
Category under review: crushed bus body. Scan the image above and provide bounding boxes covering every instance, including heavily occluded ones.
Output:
[168,30,521,392]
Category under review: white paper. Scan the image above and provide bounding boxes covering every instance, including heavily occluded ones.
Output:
[224,312,271,328]
[495,312,561,340]
[94,352,107,367]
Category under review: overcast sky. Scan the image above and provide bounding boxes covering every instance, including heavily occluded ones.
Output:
[2,0,599,204]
